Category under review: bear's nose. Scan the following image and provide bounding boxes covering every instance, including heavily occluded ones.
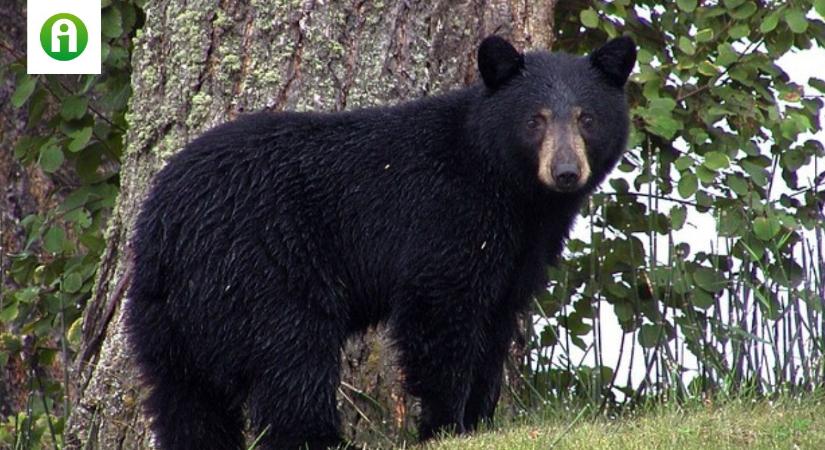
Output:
[553,164,580,191]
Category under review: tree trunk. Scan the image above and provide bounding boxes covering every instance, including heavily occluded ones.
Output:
[65,1,555,448]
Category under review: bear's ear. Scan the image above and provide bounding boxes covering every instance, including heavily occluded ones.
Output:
[590,36,637,87]
[478,35,524,90]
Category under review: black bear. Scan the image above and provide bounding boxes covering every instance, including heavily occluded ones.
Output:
[126,35,636,450]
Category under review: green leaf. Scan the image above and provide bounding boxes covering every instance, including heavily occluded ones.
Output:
[14,136,37,161]
[637,49,653,64]
[540,326,558,347]
[76,147,102,182]
[691,290,715,309]
[106,45,130,69]
[120,2,138,35]
[65,208,93,229]
[678,36,696,55]
[677,0,697,12]
[810,77,825,94]
[648,97,677,112]
[638,324,662,348]
[607,281,631,299]
[698,61,719,76]
[785,9,808,34]
[614,302,634,322]
[67,318,84,348]
[753,216,781,241]
[696,28,713,43]
[27,88,48,127]
[727,174,750,196]
[14,287,39,303]
[760,10,781,33]
[716,43,738,66]
[580,8,599,28]
[648,115,682,139]
[696,165,716,183]
[68,127,93,152]
[696,191,713,209]
[781,147,806,171]
[780,112,812,139]
[730,1,757,19]
[597,366,614,385]
[38,143,64,173]
[678,172,698,198]
[43,227,66,253]
[102,5,123,38]
[729,23,751,39]
[693,267,726,293]
[11,76,36,108]
[676,59,695,70]
[671,205,687,230]
[675,155,694,171]
[739,238,766,261]
[609,178,629,192]
[564,316,592,336]
[0,303,19,323]
[816,0,825,18]
[702,151,730,171]
[741,160,769,187]
[63,273,83,293]
[723,0,745,8]
[718,207,746,236]
[767,26,794,54]
[80,230,106,253]
[61,96,89,120]
[60,187,92,212]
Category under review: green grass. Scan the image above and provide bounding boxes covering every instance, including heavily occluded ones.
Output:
[424,397,825,450]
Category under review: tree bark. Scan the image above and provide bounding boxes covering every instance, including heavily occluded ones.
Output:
[65,1,555,448]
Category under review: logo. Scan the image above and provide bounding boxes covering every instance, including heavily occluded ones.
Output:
[27,0,101,74]
[40,13,88,61]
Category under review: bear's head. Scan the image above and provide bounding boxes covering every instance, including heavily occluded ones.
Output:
[473,35,636,194]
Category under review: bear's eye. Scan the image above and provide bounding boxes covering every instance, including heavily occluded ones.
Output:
[579,113,595,129]
[527,115,546,131]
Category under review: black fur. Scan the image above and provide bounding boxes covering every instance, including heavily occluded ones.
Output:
[126,36,635,450]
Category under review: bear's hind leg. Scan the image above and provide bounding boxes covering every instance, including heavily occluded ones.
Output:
[247,322,347,450]
[391,301,481,441]
[144,376,244,450]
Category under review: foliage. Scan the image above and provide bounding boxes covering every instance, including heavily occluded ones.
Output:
[520,0,825,409]
[1,1,143,447]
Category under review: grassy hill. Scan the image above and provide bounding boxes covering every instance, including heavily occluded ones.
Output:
[424,397,825,450]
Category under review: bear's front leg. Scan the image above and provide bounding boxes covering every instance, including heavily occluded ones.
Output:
[390,297,483,441]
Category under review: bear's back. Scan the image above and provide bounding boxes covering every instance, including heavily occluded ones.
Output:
[130,89,493,310]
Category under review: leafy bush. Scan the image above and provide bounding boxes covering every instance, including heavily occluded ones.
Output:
[1,1,143,447]
[519,0,825,408]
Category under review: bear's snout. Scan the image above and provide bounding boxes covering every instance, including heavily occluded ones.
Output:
[537,120,591,192]
[552,163,581,191]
